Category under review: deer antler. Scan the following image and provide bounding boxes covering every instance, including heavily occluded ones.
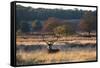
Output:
[41,32,59,45]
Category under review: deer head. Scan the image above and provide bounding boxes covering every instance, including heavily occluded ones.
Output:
[41,32,59,46]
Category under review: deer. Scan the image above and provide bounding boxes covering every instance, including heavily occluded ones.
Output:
[41,32,60,53]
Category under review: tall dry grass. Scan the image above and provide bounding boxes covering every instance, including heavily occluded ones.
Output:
[16,50,96,65]
[16,34,97,65]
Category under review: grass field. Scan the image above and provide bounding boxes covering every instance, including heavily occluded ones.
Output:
[16,36,96,45]
[16,35,97,65]
[16,49,96,65]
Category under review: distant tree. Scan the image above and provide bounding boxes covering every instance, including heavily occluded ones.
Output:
[32,20,42,31]
[42,17,62,32]
[79,11,96,36]
[16,29,22,35]
[54,24,73,36]
[20,22,31,33]
[32,20,37,31]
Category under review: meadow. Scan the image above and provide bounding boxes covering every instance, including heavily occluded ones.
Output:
[16,34,96,65]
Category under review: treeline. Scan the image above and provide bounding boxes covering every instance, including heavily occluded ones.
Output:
[16,5,97,36]
[16,5,96,21]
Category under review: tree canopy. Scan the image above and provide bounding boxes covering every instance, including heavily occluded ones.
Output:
[79,11,97,36]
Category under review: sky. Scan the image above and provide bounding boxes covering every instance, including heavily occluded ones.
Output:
[16,3,96,11]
